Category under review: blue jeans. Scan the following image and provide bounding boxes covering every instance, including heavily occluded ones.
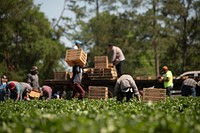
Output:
[181,85,196,97]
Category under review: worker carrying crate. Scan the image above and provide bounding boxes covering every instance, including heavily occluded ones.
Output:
[65,40,87,100]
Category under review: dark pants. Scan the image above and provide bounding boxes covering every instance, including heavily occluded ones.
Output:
[116,61,124,77]
[166,85,173,98]
[116,91,133,102]
[72,83,85,100]
[0,89,6,101]
[181,85,196,97]
[196,86,200,96]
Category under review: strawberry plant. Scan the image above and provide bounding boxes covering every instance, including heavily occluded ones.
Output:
[0,97,200,133]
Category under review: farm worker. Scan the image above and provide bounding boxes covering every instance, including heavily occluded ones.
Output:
[40,85,52,100]
[108,43,125,77]
[7,81,22,101]
[0,75,8,101]
[160,66,173,97]
[20,82,33,100]
[181,78,198,97]
[27,66,40,91]
[196,81,200,96]
[70,40,85,100]
[73,40,82,49]
[114,74,141,102]
[71,65,85,100]
[7,81,32,101]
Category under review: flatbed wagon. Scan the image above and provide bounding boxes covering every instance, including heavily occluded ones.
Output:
[43,75,184,98]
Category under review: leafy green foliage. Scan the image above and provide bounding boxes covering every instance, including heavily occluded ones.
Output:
[0,97,200,133]
[0,0,65,82]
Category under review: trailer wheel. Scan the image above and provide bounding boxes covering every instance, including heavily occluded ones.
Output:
[108,90,113,98]
[107,85,115,98]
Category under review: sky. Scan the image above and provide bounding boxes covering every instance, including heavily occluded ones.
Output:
[34,0,66,22]
[34,0,73,48]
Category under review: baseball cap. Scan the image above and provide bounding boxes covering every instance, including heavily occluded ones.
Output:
[162,66,168,70]
[74,40,82,45]
[9,82,15,90]
[30,66,38,71]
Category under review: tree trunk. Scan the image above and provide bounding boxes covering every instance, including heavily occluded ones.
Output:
[152,0,160,77]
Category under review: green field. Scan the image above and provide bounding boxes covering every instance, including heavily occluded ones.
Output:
[0,97,200,133]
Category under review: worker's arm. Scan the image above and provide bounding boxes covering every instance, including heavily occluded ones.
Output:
[73,65,80,73]
[16,93,20,101]
[46,93,51,101]
[135,94,141,102]
[114,79,120,94]
[27,74,31,84]
[111,47,117,62]
[129,79,141,102]
[165,76,170,82]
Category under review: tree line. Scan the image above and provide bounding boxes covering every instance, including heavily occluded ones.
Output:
[0,0,200,84]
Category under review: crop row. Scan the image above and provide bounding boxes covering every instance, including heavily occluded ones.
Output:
[0,97,200,133]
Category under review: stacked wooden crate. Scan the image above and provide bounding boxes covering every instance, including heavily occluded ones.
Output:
[85,56,117,80]
[87,68,117,80]
[143,88,166,102]
[88,86,108,100]
[54,72,67,80]
[65,48,87,67]
[94,56,108,68]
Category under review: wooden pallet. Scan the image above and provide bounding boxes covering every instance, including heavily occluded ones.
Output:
[89,77,117,80]
[143,88,166,102]
[86,68,117,80]
[88,86,108,100]
[87,68,116,73]
[65,49,87,67]
[95,63,108,68]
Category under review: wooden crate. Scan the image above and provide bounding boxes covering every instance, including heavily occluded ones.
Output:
[86,68,117,80]
[54,72,67,80]
[29,90,41,98]
[94,56,108,62]
[94,56,108,68]
[65,49,87,67]
[88,86,108,100]
[143,88,166,102]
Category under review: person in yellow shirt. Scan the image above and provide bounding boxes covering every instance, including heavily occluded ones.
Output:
[160,66,173,97]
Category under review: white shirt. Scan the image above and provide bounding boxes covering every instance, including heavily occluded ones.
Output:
[111,46,125,64]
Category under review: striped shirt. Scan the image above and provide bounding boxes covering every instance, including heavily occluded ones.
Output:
[182,78,197,88]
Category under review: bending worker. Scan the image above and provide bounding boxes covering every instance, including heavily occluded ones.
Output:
[181,78,199,97]
[114,74,141,102]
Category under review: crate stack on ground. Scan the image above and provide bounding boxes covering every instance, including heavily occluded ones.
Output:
[65,49,87,67]
[142,88,166,102]
[88,86,108,100]
[86,56,117,80]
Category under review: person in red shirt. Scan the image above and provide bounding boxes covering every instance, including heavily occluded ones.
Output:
[40,85,52,100]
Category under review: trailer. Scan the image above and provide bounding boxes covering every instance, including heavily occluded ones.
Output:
[43,73,184,99]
